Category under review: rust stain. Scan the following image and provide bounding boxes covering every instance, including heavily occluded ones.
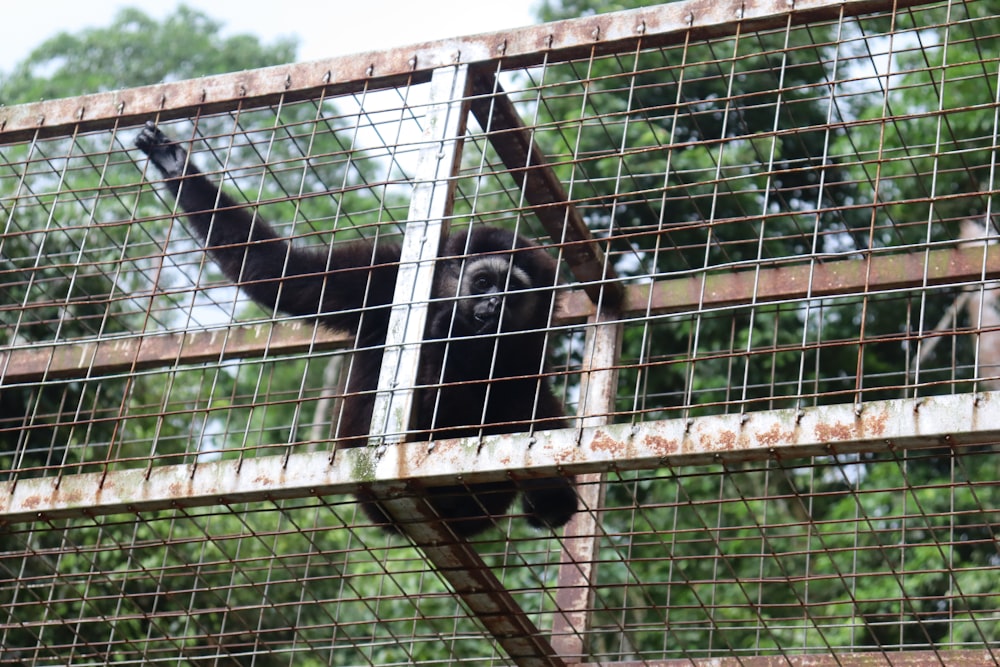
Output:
[420,437,472,471]
[552,444,576,464]
[644,434,680,457]
[863,409,889,437]
[717,429,737,450]
[815,421,854,442]
[590,431,623,455]
[21,495,41,510]
[60,489,83,505]
[755,423,791,448]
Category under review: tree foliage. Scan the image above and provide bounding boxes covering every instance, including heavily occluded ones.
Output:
[534,0,1000,659]
[0,8,455,663]
[0,6,296,105]
[2,1,997,662]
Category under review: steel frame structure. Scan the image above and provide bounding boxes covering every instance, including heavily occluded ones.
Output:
[2,0,998,665]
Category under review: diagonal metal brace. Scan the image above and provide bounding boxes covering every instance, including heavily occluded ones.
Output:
[469,73,622,308]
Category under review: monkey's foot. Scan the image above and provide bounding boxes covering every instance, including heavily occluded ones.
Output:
[521,477,578,529]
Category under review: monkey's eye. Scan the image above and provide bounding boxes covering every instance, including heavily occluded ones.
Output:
[472,274,493,293]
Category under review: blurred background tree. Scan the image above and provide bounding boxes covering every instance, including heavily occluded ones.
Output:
[536,0,1000,656]
[2,0,997,661]
[0,8,450,664]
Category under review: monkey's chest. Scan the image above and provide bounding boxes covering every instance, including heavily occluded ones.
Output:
[414,377,541,438]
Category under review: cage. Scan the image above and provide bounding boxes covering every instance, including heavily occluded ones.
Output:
[1,0,999,665]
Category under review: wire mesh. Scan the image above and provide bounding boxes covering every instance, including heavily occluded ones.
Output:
[1,0,999,665]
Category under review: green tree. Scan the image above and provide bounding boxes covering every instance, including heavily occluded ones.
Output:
[535,0,999,659]
[0,8,459,664]
[1,6,298,466]
[0,6,296,105]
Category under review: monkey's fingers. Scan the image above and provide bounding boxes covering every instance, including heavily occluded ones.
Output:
[134,121,172,155]
[135,121,188,178]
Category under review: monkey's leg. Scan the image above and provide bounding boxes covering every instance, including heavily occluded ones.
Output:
[520,476,578,529]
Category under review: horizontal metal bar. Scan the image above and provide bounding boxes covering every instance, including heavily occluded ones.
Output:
[0,0,935,143]
[4,244,996,383]
[581,650,1000,667]
[2,390,996,524]
[562,243,1000,321]
[0,321,348,385]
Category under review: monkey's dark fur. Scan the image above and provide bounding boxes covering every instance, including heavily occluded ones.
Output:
[135,122,577,537]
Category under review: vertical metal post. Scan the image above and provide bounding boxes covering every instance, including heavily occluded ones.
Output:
[551,308,622,660]
[363,64,567,667]
[367,65,472,447]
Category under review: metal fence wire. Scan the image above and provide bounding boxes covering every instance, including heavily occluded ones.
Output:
[1,0,999,665]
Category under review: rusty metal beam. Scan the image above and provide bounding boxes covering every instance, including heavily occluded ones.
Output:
[575,650,999,667]
[4,244,998,384]
[0,321,348,385]
[375,493,567,667]
[550,307,622,659]
[0,0,938,144]
[558,243,1000,323]
[2,390,997,525]
[469,74,621,307]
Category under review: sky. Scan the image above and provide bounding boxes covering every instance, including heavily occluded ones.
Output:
[1,0,541,71]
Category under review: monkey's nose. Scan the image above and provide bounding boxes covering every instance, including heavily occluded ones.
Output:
[476,297,500,317]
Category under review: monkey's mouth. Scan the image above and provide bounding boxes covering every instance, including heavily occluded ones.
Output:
[471,296,502,334]
[473,314,501,335]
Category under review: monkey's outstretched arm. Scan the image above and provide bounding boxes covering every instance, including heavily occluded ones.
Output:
[135,122,398,332]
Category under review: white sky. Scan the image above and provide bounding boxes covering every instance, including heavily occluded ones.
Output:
[1,0,541,72]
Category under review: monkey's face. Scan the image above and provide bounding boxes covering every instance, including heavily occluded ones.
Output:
[455,256,540,335]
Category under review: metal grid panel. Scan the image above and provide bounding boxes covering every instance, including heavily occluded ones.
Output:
[1,0,999,664]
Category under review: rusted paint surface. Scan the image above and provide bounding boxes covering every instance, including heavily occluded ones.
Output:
[376,493,568,667]
[577,649,999,666]
[552,308,622,658]
[0,0,937,144]
[608,244,1000,320]
[3,391,997,524]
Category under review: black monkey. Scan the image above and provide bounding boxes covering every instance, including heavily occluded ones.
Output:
[135,122,577,537]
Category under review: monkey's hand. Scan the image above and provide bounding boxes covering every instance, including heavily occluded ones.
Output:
[135,121,188,179]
